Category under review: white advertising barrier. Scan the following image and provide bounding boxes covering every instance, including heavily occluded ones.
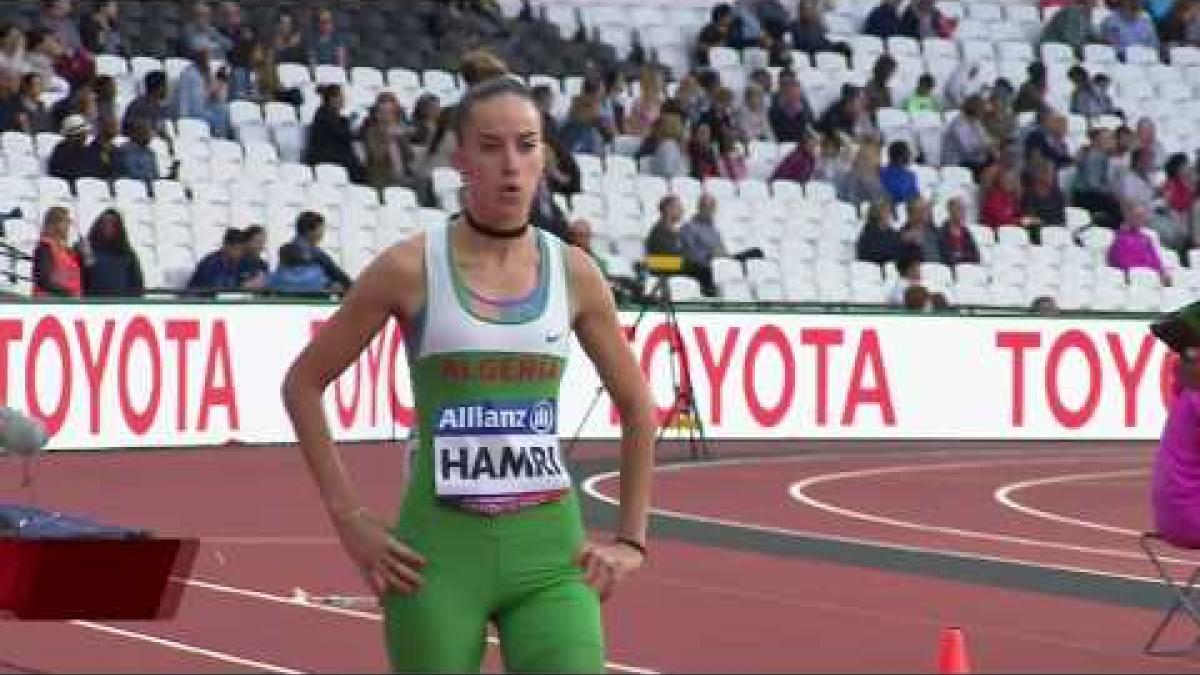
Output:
[0,304,1180,451]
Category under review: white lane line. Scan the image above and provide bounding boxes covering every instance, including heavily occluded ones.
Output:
[788,460,1158,562]
[993,469,1149,538]
[993,469,1200,567]
[71,620,304,674]
[181,578,658,674]
[581,455,1169,588]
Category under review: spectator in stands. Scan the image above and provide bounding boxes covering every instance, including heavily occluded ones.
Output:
[217,1,255,58]
[122,71,170,142]
[941,94,993,176]
[47,114,108,183]
[1102,0,1160,59]
[114,116,172,183]
[188,227,248,291]
[408,93,441,148]
[0,24,28,75]
[1022,161,1067,233]
[863,0,906,40]
[0,68,19,131]
[1160,0,1200,47]
[271,11,308,65]
[700,86,741,143]
[790,0,852,59]
[595,70,627,139]
[268,238,329,294]
[183,1,232,61]
[944,60,991,109]
[625,66,663,137]
[835,139,888,205]
[899,196,942,263]
[817,84,875,142]
[981,166,1030,230]
[237,224,268,289]
[1069,66,1117,117]
[16,73,52,133]
[51,75,97,132]
[24,30,65,95]
[813,131,852,182]
[1025,111,1073,170]
[880,141,919,206]
[558,95,606,156]
[738,82,772,141]
[308,7,348,68]
[171,47,233,139]
[362,91,417,192]
[770,134,817,183]
[900,0,955,39]
[1136,117,1168,169]
[1040,0,1096,56]
[863,54,897,116]
[903,74,940,114]
[715,128,748,179]
[668,74,708,127]
[1121,147,1190,253]
[1013,62,1049,115]
[1031,295,1060,315]
[32,206,81,298]
[646,193,686,259]
[890,255,930,307]
[276,211,352,292]
[543,140,581,196]
[938,197,981,265]
[1164,152,1199,247]
[769,78,815,143]
[680,193,763,296]
[80,0,125,57]
[855,199,905,266]
[1113,124,1137,170]
[39,0,92,87]
[982,80,1019,150]
[1108,202,1170,285]
[306,83,365,184]
[694,4,737,66]
[1072,127,1123,227]
[229,39,284,105]
[79,208,142,297]
[635,112,688,179]
[94,74,118,133]
[530,84,559,141]
[687,123,720,179]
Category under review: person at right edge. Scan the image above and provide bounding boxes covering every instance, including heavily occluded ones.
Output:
[1155,346,1200,548]
[281,75,657,673]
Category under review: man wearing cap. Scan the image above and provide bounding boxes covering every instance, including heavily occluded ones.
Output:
[47,114,109,183]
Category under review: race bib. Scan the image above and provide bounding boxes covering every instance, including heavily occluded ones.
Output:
[432,399,572,497]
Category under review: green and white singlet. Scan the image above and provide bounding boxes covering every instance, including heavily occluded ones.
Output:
[383,220,604,673]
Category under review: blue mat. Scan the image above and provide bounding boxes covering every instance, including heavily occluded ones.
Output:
[0,504,150,539]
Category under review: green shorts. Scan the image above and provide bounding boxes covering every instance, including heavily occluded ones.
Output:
[383,491,604,673]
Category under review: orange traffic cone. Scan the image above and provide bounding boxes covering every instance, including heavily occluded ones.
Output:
[938,627,971,674]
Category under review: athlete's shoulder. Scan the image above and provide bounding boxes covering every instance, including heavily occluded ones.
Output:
[562,243,616,321]
[353,231,428,318]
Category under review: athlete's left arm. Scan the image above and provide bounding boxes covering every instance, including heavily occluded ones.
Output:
[568,247,656,592]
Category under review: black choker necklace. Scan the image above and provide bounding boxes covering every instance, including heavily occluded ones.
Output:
[462,210,529,239]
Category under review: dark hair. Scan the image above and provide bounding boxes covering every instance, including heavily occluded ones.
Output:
[144,70,167,94]
[242,224,266,240]
[917,73,935,91]
[222,227,248,247]
[887,140,910,164]
[453,75,538,139]
[1166,152,1189,179]
[295,210,325,237]
[87,208,132,255]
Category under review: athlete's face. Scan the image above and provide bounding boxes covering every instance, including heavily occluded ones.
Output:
[453,94,544,230]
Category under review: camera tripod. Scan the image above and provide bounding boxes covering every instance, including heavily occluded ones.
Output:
[566,272,713,461]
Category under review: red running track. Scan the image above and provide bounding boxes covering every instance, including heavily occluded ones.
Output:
[0,441,1195,673]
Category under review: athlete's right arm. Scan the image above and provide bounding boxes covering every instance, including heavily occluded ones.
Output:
[281,236,426,595]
